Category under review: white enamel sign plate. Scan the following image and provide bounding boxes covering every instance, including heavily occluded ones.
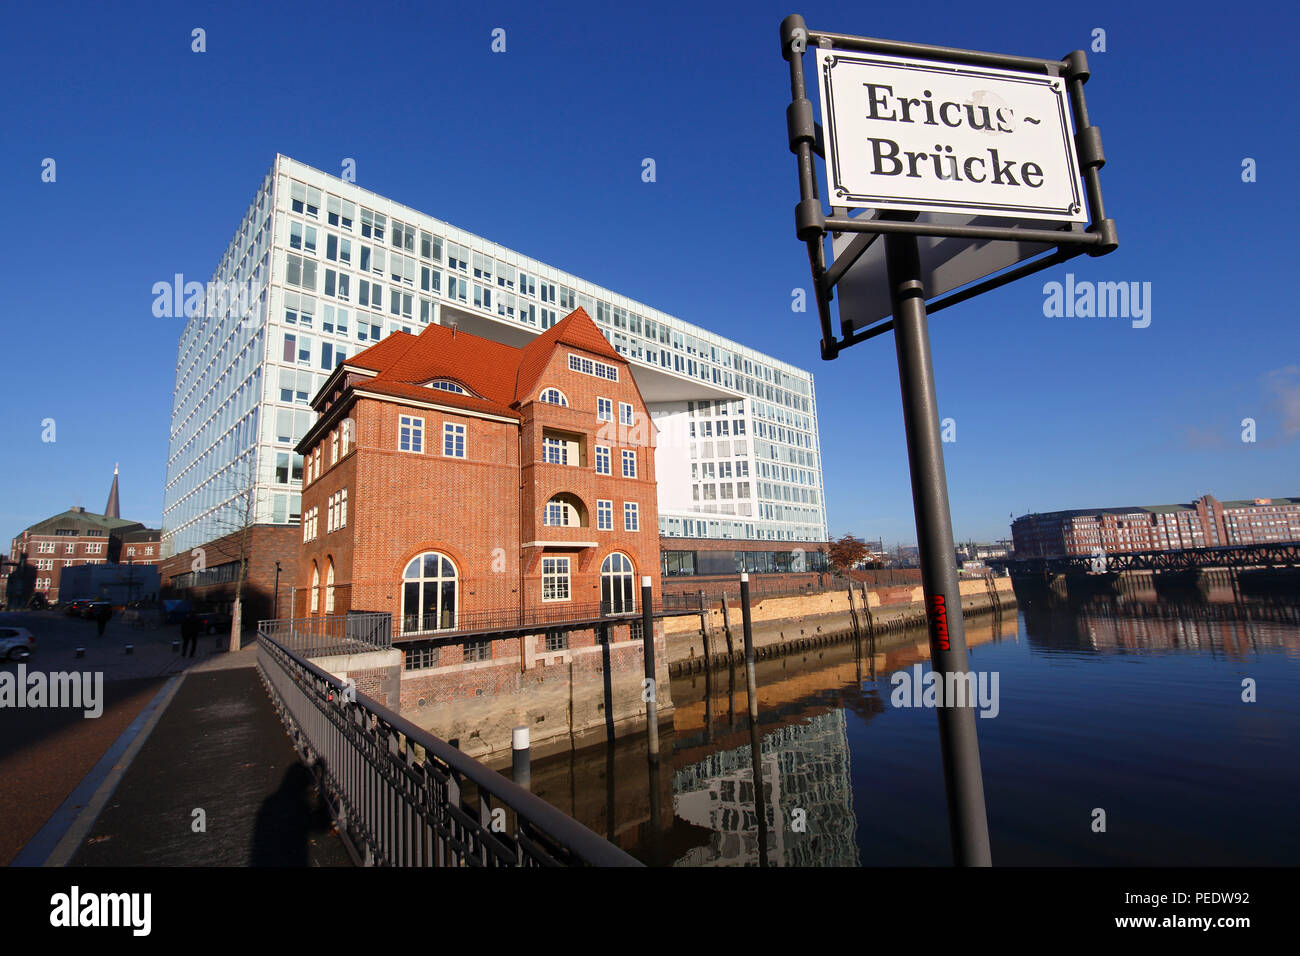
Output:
[816,49,1087,222]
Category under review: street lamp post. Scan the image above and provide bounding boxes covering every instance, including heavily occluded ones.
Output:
[273,560,282,620]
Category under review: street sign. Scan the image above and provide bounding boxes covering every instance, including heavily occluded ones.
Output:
[781,16,1118,868]
[816,50,1087,223]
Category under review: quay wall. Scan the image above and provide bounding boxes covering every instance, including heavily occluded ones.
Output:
[663,577,1016,673]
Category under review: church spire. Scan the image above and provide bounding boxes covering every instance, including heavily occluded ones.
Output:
[104,463,120,519]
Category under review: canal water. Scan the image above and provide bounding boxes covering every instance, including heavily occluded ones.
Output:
[524,585,1300,865]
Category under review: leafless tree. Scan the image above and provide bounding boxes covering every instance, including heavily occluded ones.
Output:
[200,456,262,653]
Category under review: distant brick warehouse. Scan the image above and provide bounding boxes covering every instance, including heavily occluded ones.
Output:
[1012,494,1300,559]
[2,467,156,606]
[292,308,671,756]
[5,509,145,606]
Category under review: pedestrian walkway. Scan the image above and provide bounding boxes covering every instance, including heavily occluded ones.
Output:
[18,644,351,867]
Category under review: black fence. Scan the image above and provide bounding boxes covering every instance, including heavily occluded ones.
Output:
[257,611,392,657]
[256,632,639,867]
[396,600,650,639]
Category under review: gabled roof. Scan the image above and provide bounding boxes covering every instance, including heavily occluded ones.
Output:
[515,309,623,401]
[332,308,625,422]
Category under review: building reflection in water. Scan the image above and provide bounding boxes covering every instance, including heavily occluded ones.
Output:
[671,709,859,866]
[1018,584,1300,660]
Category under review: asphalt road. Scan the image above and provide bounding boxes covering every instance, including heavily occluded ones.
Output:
[0,675,166,865]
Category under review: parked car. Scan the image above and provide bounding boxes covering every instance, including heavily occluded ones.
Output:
[0,627,35,661]
[65,599,93,616]
[81,601,112,619]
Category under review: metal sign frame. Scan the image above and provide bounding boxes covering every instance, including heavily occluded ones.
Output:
[781,16,1118,360]
[780,14,1119,869]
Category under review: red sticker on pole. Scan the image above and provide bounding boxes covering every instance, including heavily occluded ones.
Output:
[928,594,951,651]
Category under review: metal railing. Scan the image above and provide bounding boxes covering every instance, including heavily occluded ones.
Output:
[397,600,647,639]
[258,611,392,657]
[256,631,640,867]
[660,570,932,609]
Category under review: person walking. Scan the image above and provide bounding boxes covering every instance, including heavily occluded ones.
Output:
[181,612,200,658]
[95,603,112,638]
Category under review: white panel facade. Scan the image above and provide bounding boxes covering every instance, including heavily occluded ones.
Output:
[162,156,828,559]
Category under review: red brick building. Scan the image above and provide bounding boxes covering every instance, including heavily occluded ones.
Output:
[291,308,669,755]
[1012,494,1300,558]
[119,528,162,566]
[295,308,661,628]
[4,507,146,605]
[157,524,300,623]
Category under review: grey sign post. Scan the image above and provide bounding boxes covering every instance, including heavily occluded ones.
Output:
[780,14,1117,866]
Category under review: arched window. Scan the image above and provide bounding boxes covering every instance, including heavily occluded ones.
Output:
[428,379,469,395]
[309,562,319,614]
[325,560,336,614]
[544,494,585,527]
[539,387,568,406]
[402,551,457,634]
[601,553,635,614]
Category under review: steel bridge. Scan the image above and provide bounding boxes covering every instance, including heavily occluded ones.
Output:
[992,542,1300,576]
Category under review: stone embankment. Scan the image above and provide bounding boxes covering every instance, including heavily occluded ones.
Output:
[664,576,1016,675]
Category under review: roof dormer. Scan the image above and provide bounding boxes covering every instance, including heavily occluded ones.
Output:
[423,378,478,397]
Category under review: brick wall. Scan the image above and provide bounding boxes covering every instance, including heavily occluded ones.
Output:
[158,524,301,625]
[294,338,661,633]
[397,621,672,760]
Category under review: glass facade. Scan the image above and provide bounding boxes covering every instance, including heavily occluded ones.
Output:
[161,155,828,558]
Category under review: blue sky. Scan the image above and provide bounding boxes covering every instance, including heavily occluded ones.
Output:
[1,0,1296,549]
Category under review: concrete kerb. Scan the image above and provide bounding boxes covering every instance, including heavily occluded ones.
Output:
[12,673,187,867]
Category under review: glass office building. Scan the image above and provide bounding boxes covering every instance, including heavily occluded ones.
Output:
[161,155,828,558]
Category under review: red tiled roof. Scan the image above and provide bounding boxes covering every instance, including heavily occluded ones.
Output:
[354,380,521,420]
[338,308,622,418]
[344,331,422,371]
[514,308,623,401]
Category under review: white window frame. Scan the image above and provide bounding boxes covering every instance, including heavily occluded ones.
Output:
[596,397,612,422]
[568,353,619,381]
[619,402,634,426]
[597,499,613,531]
[621,449,637,478]
[399,415,424,453]
[543,436,568,465]
[595,445,611,475]
[624,502,640,532]
[443,422,466,458]
[542,556,571,602]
